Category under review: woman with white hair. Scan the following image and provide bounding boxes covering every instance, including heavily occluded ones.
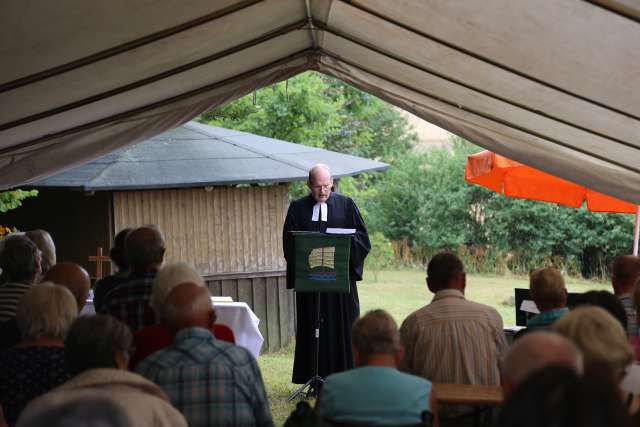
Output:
[554,306,640,423]
[18,315,187,427]
[129,262,235,368]
[0,283,77,426]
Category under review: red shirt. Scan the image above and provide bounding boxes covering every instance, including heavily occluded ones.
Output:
[130,323,235,369]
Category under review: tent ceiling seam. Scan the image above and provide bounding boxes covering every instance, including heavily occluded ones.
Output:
[0,19,309,132]
[318,51,640,176]
[337,0,640,122]
[0,48,314,156]
[583,0,640,23]
[312,24,638,150]
[0,0,264,93]
[304,0,318,48]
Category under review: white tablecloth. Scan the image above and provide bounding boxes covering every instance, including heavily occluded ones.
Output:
[81,299,264,358]
[214,302,264,357]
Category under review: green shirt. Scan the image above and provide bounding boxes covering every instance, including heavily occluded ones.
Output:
[318,366,432,425]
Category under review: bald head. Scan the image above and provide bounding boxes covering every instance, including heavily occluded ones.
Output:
[612,255,640,295]
[307,164,333,203]
[42,262,90,312]
[502,331,583,399]
[125,226,165,272]
[161,282,215,334]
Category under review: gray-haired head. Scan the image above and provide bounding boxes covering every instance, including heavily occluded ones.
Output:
[25,229,56,274]
[65,315,133,376]
[124,225,165,272]
[352,309,402,364]
[151,262,205,315]
[16,282,78,342]
[554,305,633,382]
[501,330,583,399]
[0,234,41,284]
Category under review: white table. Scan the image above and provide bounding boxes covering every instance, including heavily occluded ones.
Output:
[213,302,263,357]
[81,298,264,358]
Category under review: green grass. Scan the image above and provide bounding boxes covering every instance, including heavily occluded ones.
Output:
[259,269,610,425]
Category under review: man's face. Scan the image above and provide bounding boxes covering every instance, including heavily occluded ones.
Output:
[308,169,333,203]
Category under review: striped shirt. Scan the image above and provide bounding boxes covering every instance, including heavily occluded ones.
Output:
[136,327,274,427]
[0,281,31,323]
[399,289,507,416]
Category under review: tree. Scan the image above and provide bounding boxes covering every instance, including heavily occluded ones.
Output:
[199,71,416,163]
[0,190,38,213]
[0,189,38,237]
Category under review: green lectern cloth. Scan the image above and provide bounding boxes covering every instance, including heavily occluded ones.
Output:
[292,232,351,293]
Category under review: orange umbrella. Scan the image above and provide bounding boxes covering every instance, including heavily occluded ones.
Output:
[465,150,640,254]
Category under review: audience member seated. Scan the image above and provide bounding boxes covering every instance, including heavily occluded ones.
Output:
[399,252,506,423]
[501,330,583,400]
[17,395,132,427]
[317,309,435,426]
[612,255,640,337]
[554,306,640,422]
[136,283,274,427]
[24,230,56,276]
[633,281,640,361]
[497,366,631,427]
[93,228,132,312]
[0,236,41,323]
[101,225,165,331]
[43,263,91,312]
[129,262,234,369]
[0,283,76,426]
[572,290,628,330]
[19,315,187,427]
[527,267,568,328]
[0,262,90,351]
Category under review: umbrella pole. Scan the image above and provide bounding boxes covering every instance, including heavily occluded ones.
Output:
[634,206,640,256]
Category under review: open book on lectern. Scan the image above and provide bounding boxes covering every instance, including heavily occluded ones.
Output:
[289,231,351,293]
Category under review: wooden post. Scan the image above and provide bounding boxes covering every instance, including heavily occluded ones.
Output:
[88,247,111,280]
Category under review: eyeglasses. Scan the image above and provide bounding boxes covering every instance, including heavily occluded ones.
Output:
[310,184,332,190]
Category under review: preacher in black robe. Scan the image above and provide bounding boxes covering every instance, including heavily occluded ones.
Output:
[283,168,370,384]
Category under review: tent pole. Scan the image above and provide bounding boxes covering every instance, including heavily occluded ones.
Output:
[634,206,640,256]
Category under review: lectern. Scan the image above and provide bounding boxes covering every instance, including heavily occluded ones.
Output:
[287,232,351,401]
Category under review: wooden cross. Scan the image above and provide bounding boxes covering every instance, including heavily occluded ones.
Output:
[88,247,111,280]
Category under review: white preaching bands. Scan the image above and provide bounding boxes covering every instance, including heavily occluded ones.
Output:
[312,202,328,222]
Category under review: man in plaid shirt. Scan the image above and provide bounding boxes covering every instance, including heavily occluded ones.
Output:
[136,282,274,427]
[100,226,165,332]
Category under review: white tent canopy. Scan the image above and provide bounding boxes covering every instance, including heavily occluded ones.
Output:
[1,0,639,202]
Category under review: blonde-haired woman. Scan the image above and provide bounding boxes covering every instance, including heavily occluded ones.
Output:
[554,306,640,424]
[0,283,77,426]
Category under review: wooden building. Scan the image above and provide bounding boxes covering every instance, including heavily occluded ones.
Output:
[2,121,388,352]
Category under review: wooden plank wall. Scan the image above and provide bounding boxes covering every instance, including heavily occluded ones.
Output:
[206,274,295,353]
[112,185,288,274]
[113,184,295,353]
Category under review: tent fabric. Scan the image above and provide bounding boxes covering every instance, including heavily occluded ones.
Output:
[465,150,638,213]
[31,121,389,191]
[1,1,639,202]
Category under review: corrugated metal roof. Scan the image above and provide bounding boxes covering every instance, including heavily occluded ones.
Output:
[33,122,389,191]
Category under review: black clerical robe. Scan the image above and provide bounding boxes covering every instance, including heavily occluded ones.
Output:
[283,192,371,384]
